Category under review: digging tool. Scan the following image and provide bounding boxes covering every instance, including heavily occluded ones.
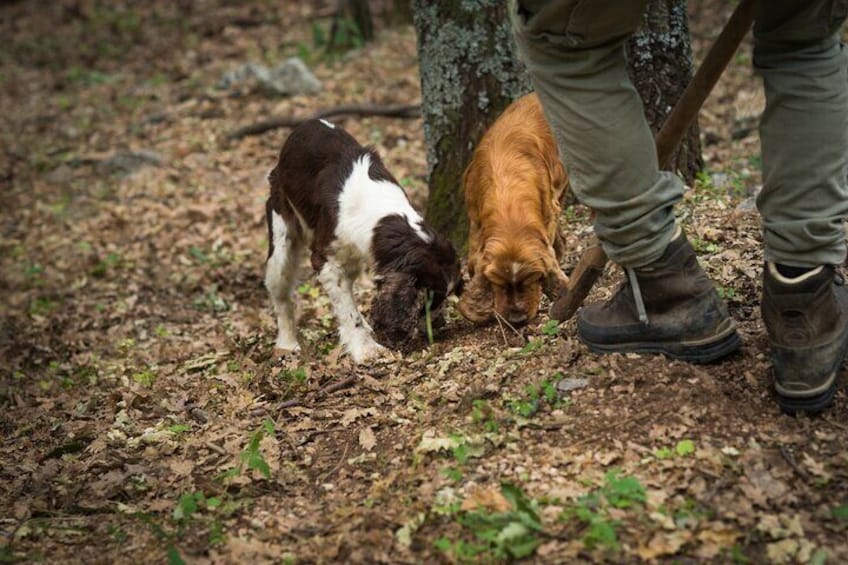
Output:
[549,0,757,322]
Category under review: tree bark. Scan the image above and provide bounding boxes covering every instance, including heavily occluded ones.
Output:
[626,0,703,183]
[412,1,532,249]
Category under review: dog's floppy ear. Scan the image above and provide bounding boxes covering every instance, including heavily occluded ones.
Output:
[457,271,495,325]
[370,272,425,352]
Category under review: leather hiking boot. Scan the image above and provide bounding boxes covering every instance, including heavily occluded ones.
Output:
[577,231,741,363]
[762,262,848,414]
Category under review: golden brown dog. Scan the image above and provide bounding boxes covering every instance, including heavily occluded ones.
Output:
[458,92,569,326]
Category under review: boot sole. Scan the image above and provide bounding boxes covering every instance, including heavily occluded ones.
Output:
[581,320,742,364]
[774,329,848,415]
[776,378,837,414]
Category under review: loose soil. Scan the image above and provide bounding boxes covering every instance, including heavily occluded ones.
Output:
[1,2,846,564]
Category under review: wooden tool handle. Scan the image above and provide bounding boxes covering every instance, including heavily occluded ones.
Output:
[655,0,756,169]
[549,244,608,321]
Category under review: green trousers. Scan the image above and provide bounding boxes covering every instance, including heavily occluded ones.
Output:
[511,0,848,268]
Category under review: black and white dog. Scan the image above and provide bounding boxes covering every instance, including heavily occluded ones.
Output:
[265,119,462,363]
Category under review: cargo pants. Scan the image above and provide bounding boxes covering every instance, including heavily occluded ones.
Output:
[511,0,848,269]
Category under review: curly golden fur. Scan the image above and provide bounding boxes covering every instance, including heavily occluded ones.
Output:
[459,93,570,326]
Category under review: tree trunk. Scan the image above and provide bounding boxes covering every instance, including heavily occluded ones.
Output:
[330,0,374,50]
[347,0,374,42]
[412,1,532,249]
[387,0,412,26]
[626,0,703,183]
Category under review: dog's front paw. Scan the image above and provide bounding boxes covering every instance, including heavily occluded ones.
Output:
[274,335,301,355]
[347,333,388,364]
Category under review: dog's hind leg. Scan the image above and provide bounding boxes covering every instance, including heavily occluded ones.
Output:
[317,257,385,364]
[265,199,305,352]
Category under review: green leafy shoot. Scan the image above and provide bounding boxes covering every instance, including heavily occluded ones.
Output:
[220,419,275,481]
[654,439,696,459]
[441,466,463,482]
[561,470,646,552]
[833,505,848,520]
[281,366,307,384]
[424,289,435,346]
[541,319,560,337]
[471,399,499,433]
[437,482,544,562]
[507,379,564,419]
[520,338,543,355]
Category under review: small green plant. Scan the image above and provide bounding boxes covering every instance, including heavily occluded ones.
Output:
[173,491,222,522]
[132,369,157,387]
[24,262,45,284]
[436,483,544,562]
[691,238,719,254]
[717,286,737,300]
[189,245,209,264]
[193,285,229,312]
[655,439,696,459]
[561,470,646,552]
[65,66,113,86]
[507,379,563,419]
[451,438,471,465]
[541,319,560,337]
[167,424,191,435]
[297,282,320,298]
[281,366,307,384]
[107,524,127,542]
[441,466,463,483]
[832,505,848,520]
[519,338,543,355]
[29,296,58,316]
[471,399,499,433]
[221,419,276,481]
[90,252,122,278]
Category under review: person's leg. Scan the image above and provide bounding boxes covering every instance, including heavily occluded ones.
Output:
[754,0,848,412]
[511,0,677,268]
[755,1,848,267]
[511,0,740,362]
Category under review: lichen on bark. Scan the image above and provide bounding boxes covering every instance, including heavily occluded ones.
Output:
[412,0,531,248]
[626,0,703,183]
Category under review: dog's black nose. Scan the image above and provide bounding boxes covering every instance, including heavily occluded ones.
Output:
[506,311,529,326]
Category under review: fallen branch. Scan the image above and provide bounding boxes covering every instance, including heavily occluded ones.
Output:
[319,374,358,396]
[278,374,358,412]
[227,103,421,139]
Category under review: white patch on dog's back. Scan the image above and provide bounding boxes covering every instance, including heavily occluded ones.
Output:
[319,119,335,129]
[336,154,430,256]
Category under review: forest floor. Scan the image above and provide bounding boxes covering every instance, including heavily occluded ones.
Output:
[1,1,847,563]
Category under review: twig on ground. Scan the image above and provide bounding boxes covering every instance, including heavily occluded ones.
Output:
[493,310,524,344]
[205,441,228,456]
[227,103,421,139]
[779,444,809,479]
[278,375,357,413]
[318,440,350,483]
[279,399,303,409]
[320,374,358,396]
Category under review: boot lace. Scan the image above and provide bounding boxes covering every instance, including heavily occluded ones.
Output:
[626,267,649,324]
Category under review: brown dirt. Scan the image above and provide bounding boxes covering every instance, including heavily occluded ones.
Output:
[1,2,847,564]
